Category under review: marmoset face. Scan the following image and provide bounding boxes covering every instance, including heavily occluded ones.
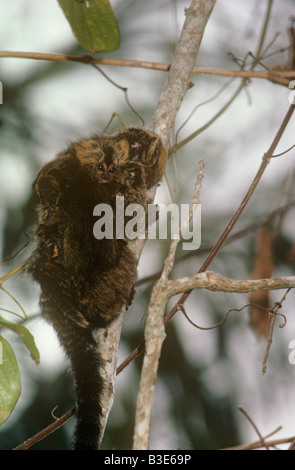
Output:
[95,148,119,184]
[71,137,130,185]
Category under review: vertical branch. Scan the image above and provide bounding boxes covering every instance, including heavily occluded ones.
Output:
[150,0,216,142]
[132,0,216,450]
[132,162,205,451]
[134,160,204,450]
[94,308,125,448]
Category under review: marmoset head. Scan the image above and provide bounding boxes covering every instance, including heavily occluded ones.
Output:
[67,135,147,192]
[71,137,130,185]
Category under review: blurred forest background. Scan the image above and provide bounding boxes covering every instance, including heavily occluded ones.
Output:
[0,0,295,450]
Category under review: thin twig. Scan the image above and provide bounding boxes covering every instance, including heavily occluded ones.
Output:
[174,78,234,144]
[0,50,293,84]
[164,102,295,328]
[0,285,27,320]
[271,143,295,157]
[253,0,273,64]
[178,302,266,331]
[288,436,295,450]
[237,406,269,450]
[0,260,27,285]
[91,65,145,126]
[261,288,291,374]
[14,408,75,450]
[160,160,204,281]
[171,81,246,154]
[223,426,295,450]
[134,199,295,288]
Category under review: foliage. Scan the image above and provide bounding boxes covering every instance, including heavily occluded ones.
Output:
[0,336,21,426]
[57,0,120,53]
[0,279,40,426]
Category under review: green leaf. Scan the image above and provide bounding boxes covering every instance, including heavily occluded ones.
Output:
[0,336,21,425]
[0,316,40,365]
[58,0,120,53]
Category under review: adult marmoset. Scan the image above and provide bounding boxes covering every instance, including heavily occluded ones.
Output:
[26,127,167,450]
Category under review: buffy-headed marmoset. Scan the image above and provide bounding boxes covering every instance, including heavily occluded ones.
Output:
[26,127,167,450]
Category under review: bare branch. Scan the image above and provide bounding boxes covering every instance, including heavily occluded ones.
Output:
[13,409,75,450]
[261,288,291,374]
[223,427,295,451]
[0,50,294,84]
[0,260,27,285]
[167,271,295,297]
[237,406,269,450]
[164,102,295,329]
[132,161,206,450]
[132,0,216,450]
[94,308,125,448]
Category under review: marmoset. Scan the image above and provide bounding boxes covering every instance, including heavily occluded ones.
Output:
[26,127,167,450]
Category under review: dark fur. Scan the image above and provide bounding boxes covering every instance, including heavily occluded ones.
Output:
[26,127,167,449]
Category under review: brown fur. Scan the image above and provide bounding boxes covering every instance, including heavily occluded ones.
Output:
[26,127,167,449]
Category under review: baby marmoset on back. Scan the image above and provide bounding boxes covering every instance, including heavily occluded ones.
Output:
[26,127,167,450]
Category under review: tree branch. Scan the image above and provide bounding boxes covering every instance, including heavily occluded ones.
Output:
[0,50,293,85]
[167,271,295,296]
[131,0,216,450]
[164,101,295,329]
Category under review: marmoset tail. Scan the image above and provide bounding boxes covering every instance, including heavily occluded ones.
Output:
[26,127,167,450]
